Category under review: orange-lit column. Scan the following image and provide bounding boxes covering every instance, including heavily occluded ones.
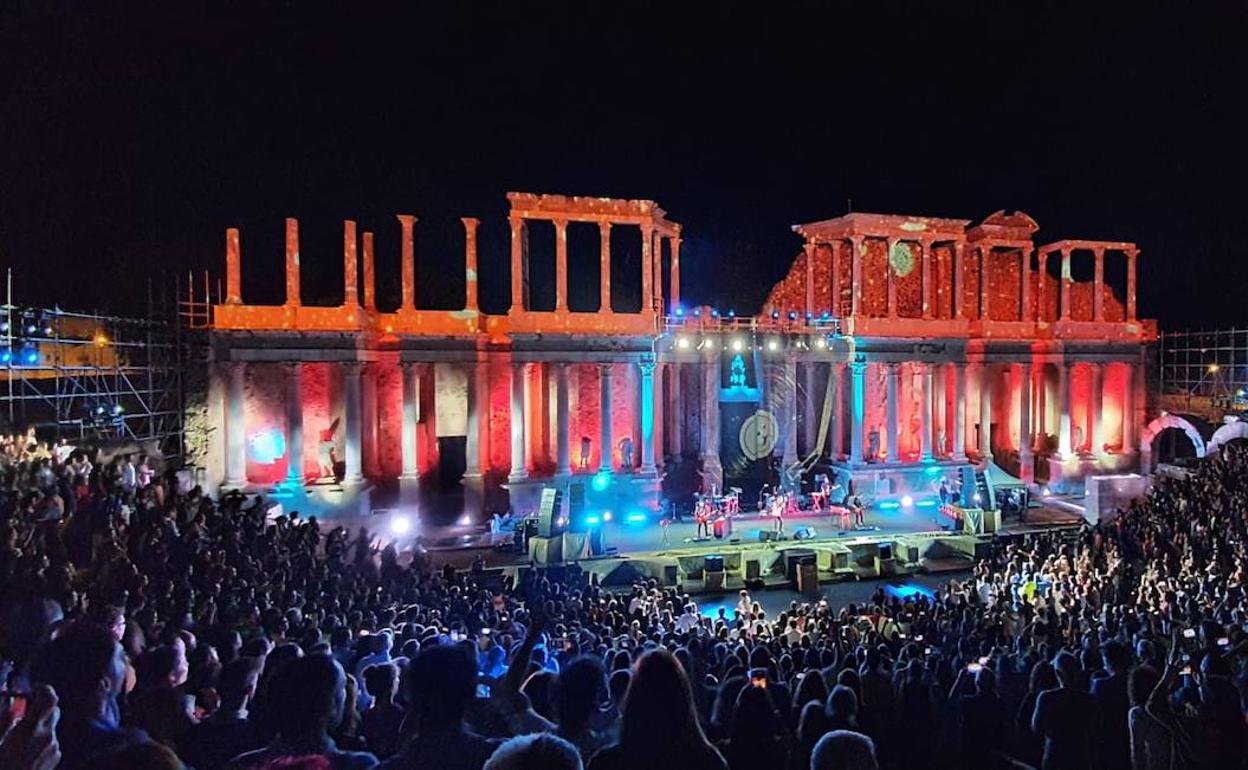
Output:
[1035,250,1047,322]
[885,363,899,462]
[850,236,865,317]
[509,362,528,481]
[1126,249,1138,322]
[1090,362,1104,455]
[1018,362,1033,483]
[1093,247,1105,321]
[1020,249,1032,322]
[553,217,569,312]
[921,239,933,319]
[510,217,525,311]
[953,241,965,319]
[462,217,480,312]
[885,238,898,319]
[640,224,655,314]
[1057,360,1073,457]
[285,219,301,307]
[342,362,364,485]
[979,245,991,320]
[362,363,379,476]
[599,364,614,473]
[830,241,841,317]
[953,363,967,460]
[599,221,613,313]
[670,235,682,311]
[1122,361,1136,454]
[225,361,246,486]
[362,231,376,312]
[920,363,934,460]
[978,364,992,457]
[1059,248,1072,320]
[343,220,359,307]
[555,362,571,476]
[225,228,242,305]
[466,359,488,477]
[653,234,665,317]
[1032,363,1046,451]
[804,240,816,315]
[397,215,416,312]
[284,362,303,484]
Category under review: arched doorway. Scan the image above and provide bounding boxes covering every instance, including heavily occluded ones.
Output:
[1141,414,1207,471]
[1207,419,1248,454]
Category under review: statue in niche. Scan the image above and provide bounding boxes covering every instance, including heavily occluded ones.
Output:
[1073,425,1085,452]
[867,425,881,461]
[619,436,634,470]
[316,417,340,482]
[938,428,947,457]
[580,436,592,469]
[729,354,747,388]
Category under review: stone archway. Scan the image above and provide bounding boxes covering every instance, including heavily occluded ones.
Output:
[1207,419,1248,454]
[1140,414,1206,472]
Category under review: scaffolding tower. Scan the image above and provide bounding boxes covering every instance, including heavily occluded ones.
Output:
[1158,328,1248,414]
[1,270,187,457]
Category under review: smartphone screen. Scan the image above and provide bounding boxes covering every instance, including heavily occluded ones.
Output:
[7,693,27,723]
[1182,628,1196,639]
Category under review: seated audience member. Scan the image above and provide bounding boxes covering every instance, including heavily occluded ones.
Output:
[178,656,264,770]
[483,733,583,770]
[810,730,879,770]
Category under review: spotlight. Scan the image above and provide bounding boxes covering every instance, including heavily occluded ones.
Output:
[390,515,412,536]
[1208,364,1220,374]
[591,472,611,492]
[767,338,780,351]
[805,311,813,320]
[676,335,690,350]
[771,310,780,319]
[692,308,701,317]
[625,511,647,523]
[585,514,601,526]
[731,338,744,352]
[674,306,684,317]
[95,405,106,415]
[972,492,982,503]
[21,345,38,365]
[111,404,124,415]
[0,321,8,332]
[0,348,9,364]
[815,338,827,349]
[901,495,914,508]
[710,309,719,318]
[95,334,109,346]
[821,311,830,319]
[24,323,36,335]
[788,311,797,321]
[602,511,613,522]
[1041,487,1051,496]
[727,309,735,318]
[458,513,472,526]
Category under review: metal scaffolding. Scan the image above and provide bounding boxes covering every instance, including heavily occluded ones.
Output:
[1,270,186,457]
[1158,328,1248,413]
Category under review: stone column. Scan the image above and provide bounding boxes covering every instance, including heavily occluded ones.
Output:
[1018,362,1033,483]
[830,241,842,317]
[1033,363,1046,451]
[851,236,864,317]
[653,362,665,465]
[285,218,301,308]
[523,364,536,472]
[284,362,303,484]
[831,363,843,458]
[803,360,817,454]
[1060,249,1072,321]
[1122,362,1136,454]
[397,215,416,311]
[670,235,682,310]
[598,221,613,313]
[783,353,800,467]
[1126,249,1138,322]
[953,363,967,460]
[599,364,614,473]
[509,362,528,481]
[979,245,991,320]
[225,361,246,486]
[850,362,866,464]
[1057,361,1073,457]
[465,361,486,477]
[1020,249,1032,321]
[342,362,364,485]
[639,362,657,474]
[462,217,480,313]
[343,220,359,308]
[510,217,525,311]
[920,363,934,461]
[1091,363,1104,455]
[953,242,965,319]
[640,224,655,314]
[550,217,569,312]
[362,231,377,312]
[979,364,992,457]
[701,349,723,488]
[1093,247,1105,321]
[362,364,379,477]
[555,363,571,475]
[921,240,933,319]
[885,363,899,462]
[225,228,242,305]
[669,364,683,457]
[400,363,420,484]
[1036,251,1047,322]
[886,237,898,319]
[804,240,816,315]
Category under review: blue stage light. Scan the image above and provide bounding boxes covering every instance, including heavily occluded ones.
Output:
[692,308,701,317]
[21,346,38,365]
[591,472,611,492]
[584,515,601,526]
[674,306,684,316]
[727,309,735,318]
[625,511,646,524]
[821,310,830,319]
[788,311,798,321]
[915,500,937,508]
[771,310,780,319]
[710,308,719,318]
[0,348,10,364]
[878,500,901,510]
[924,465,942,475]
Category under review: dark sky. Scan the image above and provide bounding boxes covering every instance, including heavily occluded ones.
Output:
[2,3,1244,327]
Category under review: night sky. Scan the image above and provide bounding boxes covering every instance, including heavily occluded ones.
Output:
[2,3,1244,327]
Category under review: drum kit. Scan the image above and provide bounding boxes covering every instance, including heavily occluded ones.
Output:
[694,487,742,539]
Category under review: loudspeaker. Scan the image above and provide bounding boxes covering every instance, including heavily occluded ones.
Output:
[878,542,893,561]
[758,530,777,543]
[704,570,725,592]
[663,564,679,586]
[588,526,605,556]
[745,559,761,581]
[705,554,725,573]
[798,562,820,597]
[744,577,765,591]
[784,549,817,584]
[793,526,816,541]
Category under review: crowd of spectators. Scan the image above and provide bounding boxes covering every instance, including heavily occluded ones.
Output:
[0,428,1246,770]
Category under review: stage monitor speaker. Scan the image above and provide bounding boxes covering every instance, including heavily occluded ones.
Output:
[793,526,816,541]
[713,517,733,539]
[704,570,726,592]
[537,487,563,538]
[704,554,725,573]
[663,564,680,586]
[797,562,820,597]
[744,577,765,591]
[744,559,761,581]
[588,526,606,556]
[784,548,817,583]
[758,530,777,543]
[878,542,894,561]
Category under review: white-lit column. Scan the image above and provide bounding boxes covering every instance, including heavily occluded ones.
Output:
[669,364,683,457]
[362,364,379,478]
[920,363,934,461]
[979,364,992,458]
[953,363,967,460]
[784,353,800,467]
[509,362,528,481]
[1018,362,1033,483]
[400,363,420,483]
[701,348,723,488]
[225,361,247,487]
[523,364,536,472]
[850,362,866,463]
[885,363,899,462]
[830,363,843,458]
[1057,361,1073,457]
[1091,362,1104,455]
[599,364,614,473]
[466,360,486,477]
[1122,361,1136,454]
[639,361,657,474]
[342,362,364,485]
[284,362,303,484]
[555,362,571,475]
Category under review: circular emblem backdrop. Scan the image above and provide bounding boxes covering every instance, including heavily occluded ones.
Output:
[739,409,779,460]
[888,241,915,277]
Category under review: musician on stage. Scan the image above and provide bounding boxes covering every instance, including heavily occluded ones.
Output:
[695,497,711,539]
[770,492,787,534]
[851,494,866,528]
